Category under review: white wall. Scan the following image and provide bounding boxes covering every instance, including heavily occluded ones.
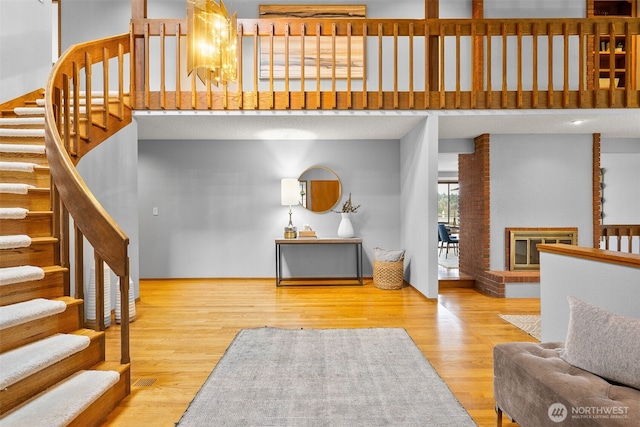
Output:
[401,117,439,299]
[490,134,594,271]
[0,0,53,102]
[601,138,640,224]
[76,122,140,300]
[540,251,640,342]
[137,136,401,279]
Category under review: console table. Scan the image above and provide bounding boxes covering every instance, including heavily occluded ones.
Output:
[275,238,363,286]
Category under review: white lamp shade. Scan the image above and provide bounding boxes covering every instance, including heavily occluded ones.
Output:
[281,178,299,205]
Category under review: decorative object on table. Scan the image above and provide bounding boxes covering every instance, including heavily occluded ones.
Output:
[281,178,299,239]
[334,193,360,238]
[372,246,405,290]
[298,224,317,238]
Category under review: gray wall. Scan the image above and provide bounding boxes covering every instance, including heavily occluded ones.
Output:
[540,251,640,342]
[401,118,439,298]
[0,0,53,102]
[601,138,640,225]
[138,137,401,279]
[77,122,140,300]
[490,134,594,271]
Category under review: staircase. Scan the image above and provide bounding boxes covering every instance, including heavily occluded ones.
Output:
[0,90,130,426]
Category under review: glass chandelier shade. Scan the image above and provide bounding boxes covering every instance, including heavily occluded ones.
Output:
[187,0,238,86]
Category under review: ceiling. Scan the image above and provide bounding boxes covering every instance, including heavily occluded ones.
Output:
[134,109,640,141]
[134,109,639,176]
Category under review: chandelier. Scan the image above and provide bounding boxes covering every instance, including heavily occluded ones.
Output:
[187,0,238,86]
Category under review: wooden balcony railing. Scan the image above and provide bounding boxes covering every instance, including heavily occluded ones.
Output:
[600,224,640,254]
[44,33,132,364]
[130,17,640,111]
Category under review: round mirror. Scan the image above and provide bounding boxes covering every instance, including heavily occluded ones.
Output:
[298,166,341,213]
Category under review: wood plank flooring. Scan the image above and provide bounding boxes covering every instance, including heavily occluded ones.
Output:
[101,279,539,427]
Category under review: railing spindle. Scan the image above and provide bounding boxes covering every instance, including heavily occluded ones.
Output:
[175,23,181,109]
[300,23,305,109]
[563,23,569,108]
[394,23,399,109]
[547,23,553,108]
[501,23,507,108]
[486,23,492,108]
[455,24,461,109]
[378,23,383,109]
[517,23,523,108]
[362,23,368,109]
[160,23,166,109]
[532,23,539,108]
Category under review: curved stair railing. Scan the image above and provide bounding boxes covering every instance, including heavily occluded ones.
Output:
[43,33,132,364]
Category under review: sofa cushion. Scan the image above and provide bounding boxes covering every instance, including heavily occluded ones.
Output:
[561,296,640,390]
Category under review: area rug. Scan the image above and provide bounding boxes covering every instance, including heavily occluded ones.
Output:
[437,256,459,269]
[177,327,476,426]
[498,314,541,341]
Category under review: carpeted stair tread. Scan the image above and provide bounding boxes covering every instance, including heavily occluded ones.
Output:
[0,235,32,250]
[0,117,45,126]
[0,207,28,219]
[0,129,45,138]
[12,107,45,116]
[0,333,91,388]
[0,144,45,154]
[0,161,40,172]
[0,369,120,427]
[0,265,45,286]
[0,298,67,330]
[0,183,37,195]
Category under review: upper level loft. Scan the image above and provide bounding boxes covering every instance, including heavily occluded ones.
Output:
[49,0,639,121]
[128,15,640,111]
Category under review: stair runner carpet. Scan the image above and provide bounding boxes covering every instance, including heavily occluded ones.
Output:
[0,265,45,286]
[0,144,45,154]
[0,207,28,219]
[0,370,120,427]
[0,161,37,172]
[0,298,67,330]
[0,333,90,389]
[0,128,45,137]
[0,184,34,194]
[0,234,31,250]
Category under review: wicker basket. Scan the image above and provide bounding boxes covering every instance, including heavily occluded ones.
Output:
[373,258,405,290]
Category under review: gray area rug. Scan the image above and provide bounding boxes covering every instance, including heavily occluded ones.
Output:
[177,327,476,426]
[498,314,541,341]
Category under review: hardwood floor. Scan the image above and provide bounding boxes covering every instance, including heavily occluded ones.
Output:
[102,279,539,427]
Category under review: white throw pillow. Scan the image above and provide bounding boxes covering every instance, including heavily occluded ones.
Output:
[373,247,405,262]
[561,296,640,390]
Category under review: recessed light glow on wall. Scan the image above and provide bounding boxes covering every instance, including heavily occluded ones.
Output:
[571,119,585,125]
[256,128,319,140]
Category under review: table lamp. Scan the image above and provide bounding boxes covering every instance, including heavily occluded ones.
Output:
[281,178,299,239]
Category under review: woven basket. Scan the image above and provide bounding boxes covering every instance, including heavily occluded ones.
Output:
[373,258,404,290]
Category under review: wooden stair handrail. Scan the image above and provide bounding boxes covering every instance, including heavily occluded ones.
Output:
[44,33,132,364]
[538,243,640,269]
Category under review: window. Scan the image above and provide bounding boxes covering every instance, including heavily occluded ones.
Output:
[438,182,459,225]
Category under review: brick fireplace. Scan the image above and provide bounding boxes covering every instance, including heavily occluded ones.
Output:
[457,134,601,297]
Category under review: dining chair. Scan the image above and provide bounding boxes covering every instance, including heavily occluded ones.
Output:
[438,223,459,258]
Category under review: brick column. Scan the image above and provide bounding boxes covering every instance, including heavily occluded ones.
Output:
[459,134,502,296]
